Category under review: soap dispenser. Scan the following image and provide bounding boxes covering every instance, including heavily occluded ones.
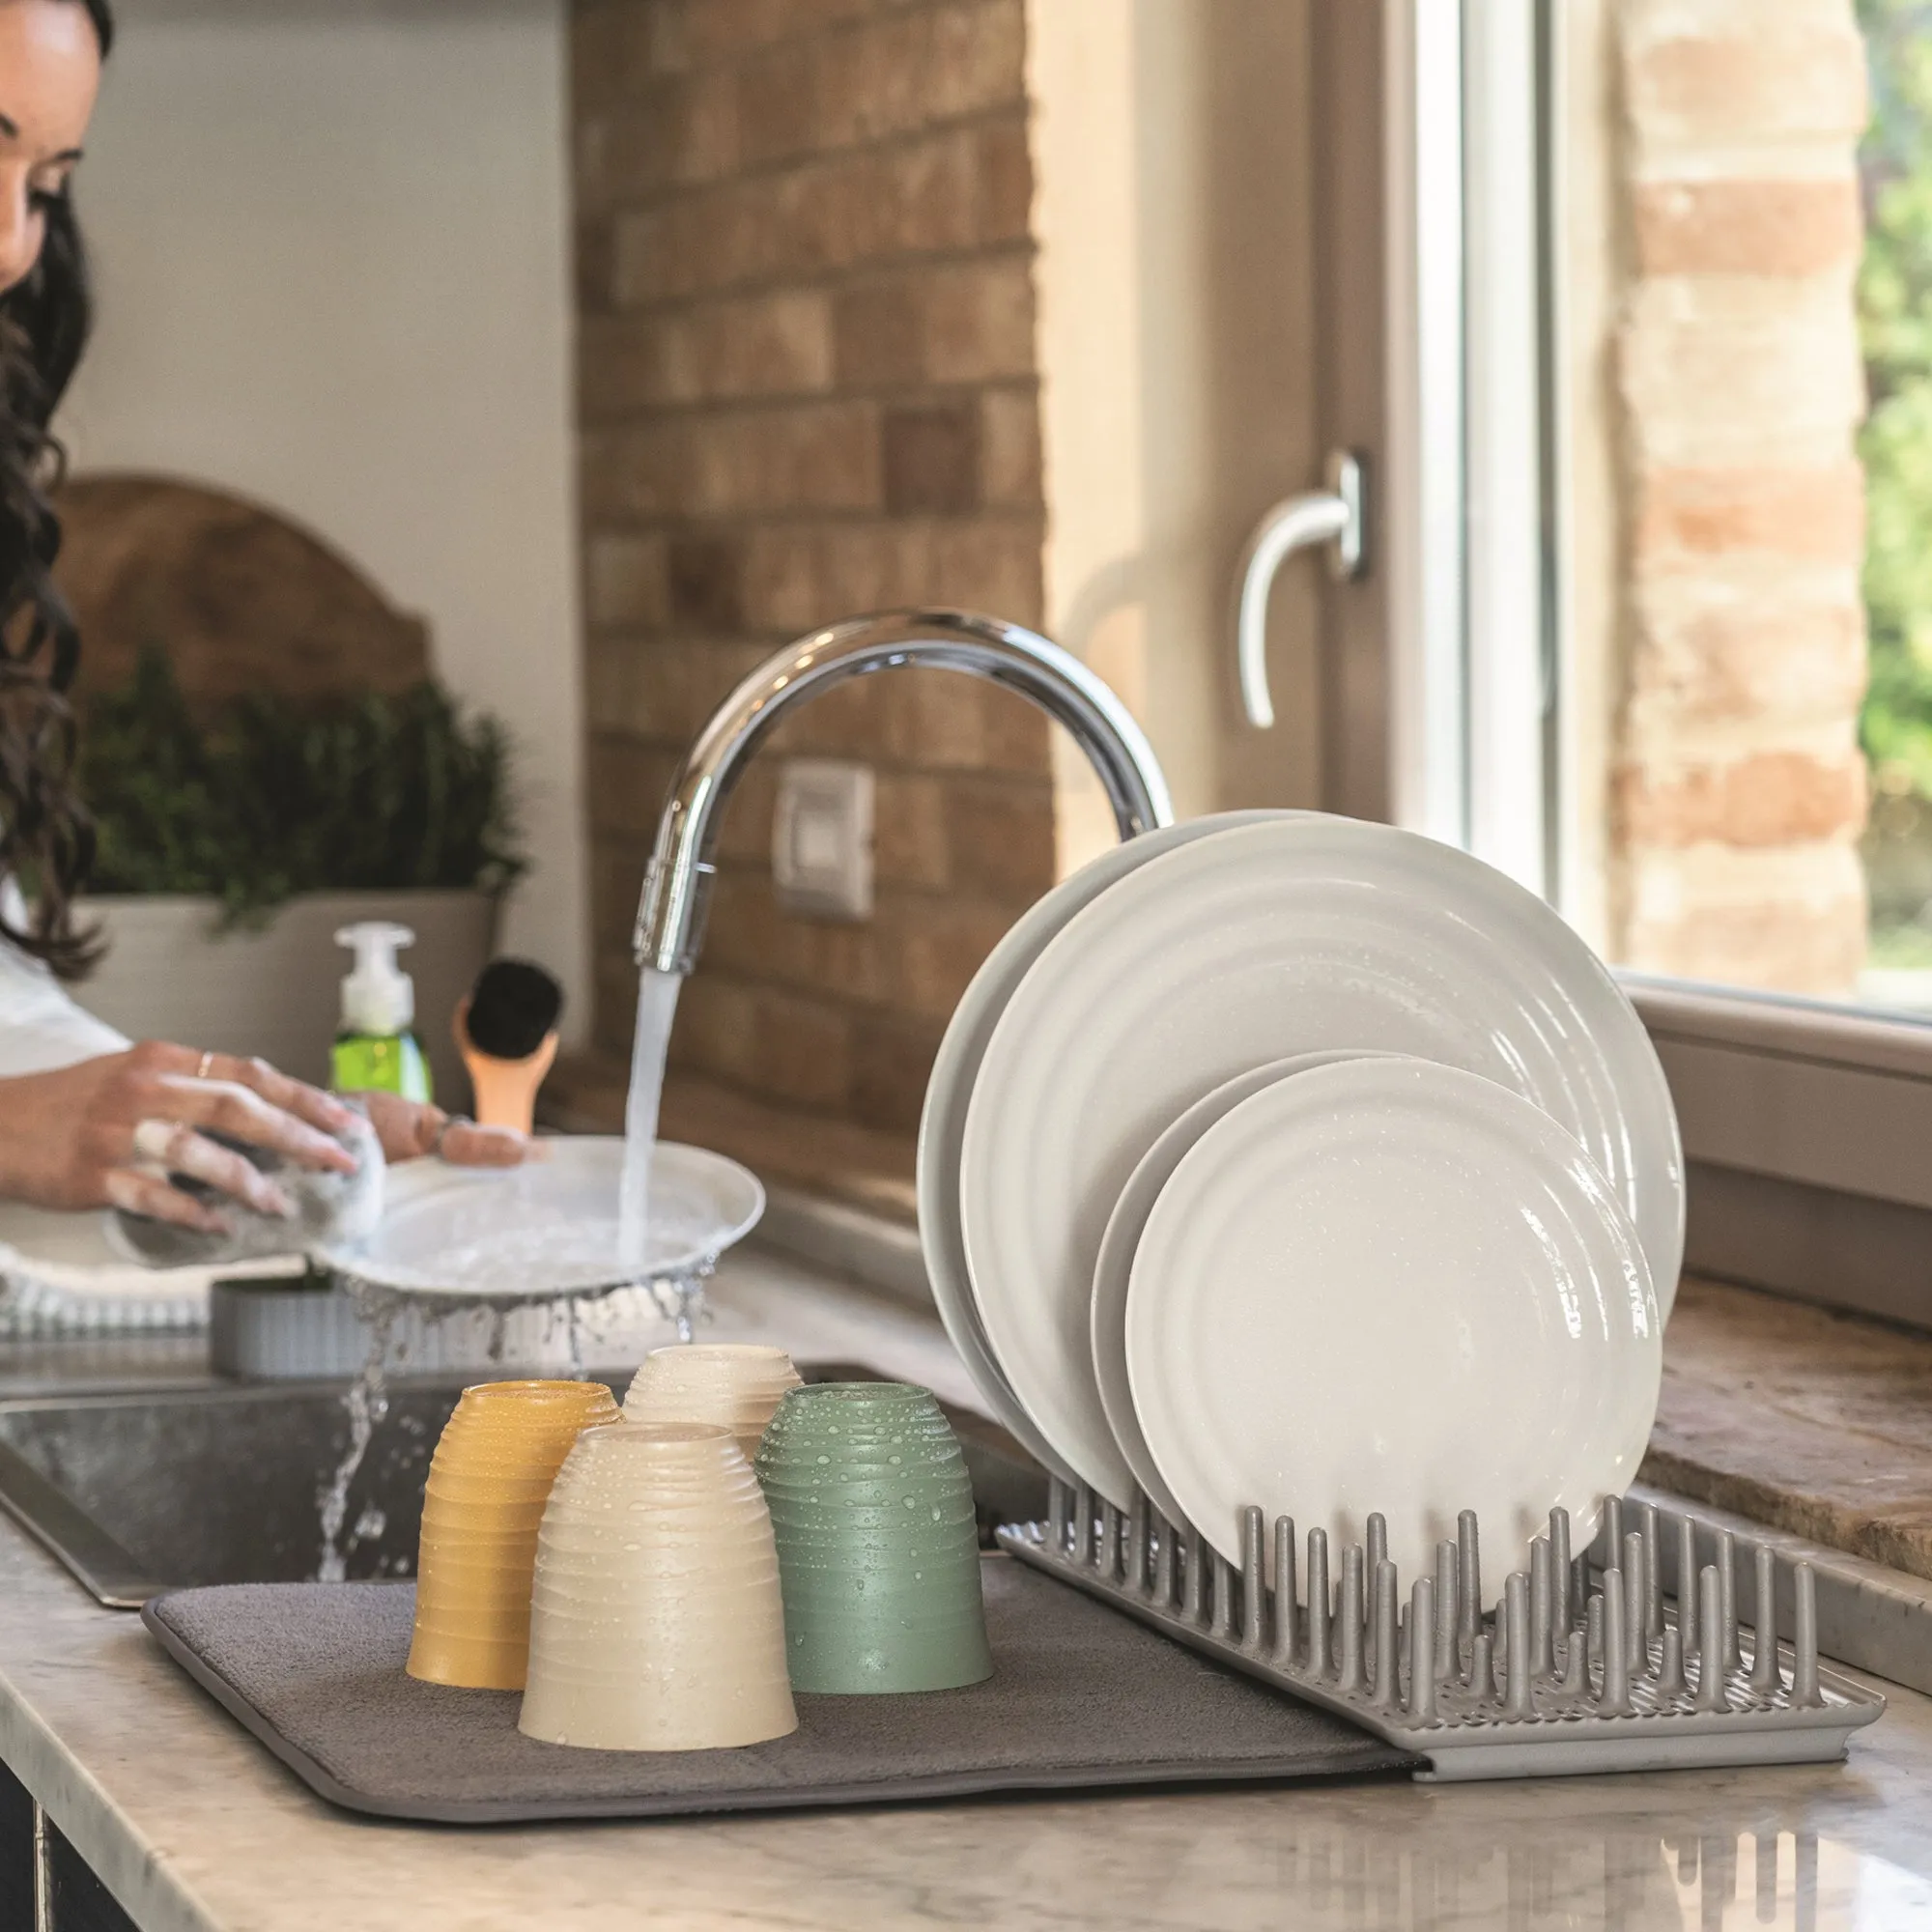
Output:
[332,922,433,1102]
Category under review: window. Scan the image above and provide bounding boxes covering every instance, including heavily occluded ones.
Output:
[1331,2,1932,1321]
[1530,0,1932,1018]
[1023,3,1931,1324]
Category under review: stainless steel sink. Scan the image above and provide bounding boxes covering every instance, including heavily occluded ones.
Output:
[0,1363,1048,1608]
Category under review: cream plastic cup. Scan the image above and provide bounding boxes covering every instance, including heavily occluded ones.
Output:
[622,1343,804,1463]
[407,1378,621,1690]
[519,1419,798,1752]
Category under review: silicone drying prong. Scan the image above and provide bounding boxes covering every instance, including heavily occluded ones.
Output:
[1271,1517,1298,1668]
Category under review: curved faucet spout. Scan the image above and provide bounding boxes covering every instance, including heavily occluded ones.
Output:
[633,608,1174,976]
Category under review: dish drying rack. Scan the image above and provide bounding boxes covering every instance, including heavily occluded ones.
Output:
[997,1482,1884,1780]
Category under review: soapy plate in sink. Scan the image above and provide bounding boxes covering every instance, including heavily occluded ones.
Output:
[321,1138,764,1302]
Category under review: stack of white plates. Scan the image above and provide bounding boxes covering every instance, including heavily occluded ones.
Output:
[917,812,1683,1585]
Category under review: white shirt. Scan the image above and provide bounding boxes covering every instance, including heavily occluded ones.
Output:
[0,881,128,1077]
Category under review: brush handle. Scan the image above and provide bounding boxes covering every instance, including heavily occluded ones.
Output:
[456,1019,559,1136]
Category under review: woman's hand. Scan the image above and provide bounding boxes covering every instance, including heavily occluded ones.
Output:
[350,1090,528,1170]
[0,1041,358,1231]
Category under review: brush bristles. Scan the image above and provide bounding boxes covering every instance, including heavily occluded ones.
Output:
[465,957,564,1061]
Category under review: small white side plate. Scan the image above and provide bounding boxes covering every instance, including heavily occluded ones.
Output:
[1125,1057,1662,1583]
[1089,1049,1393,1520]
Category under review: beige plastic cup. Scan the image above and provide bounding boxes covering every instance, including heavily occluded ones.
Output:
[407,1379,621,1690]
[622,1343,804,1463]
[519,1419,798,1752]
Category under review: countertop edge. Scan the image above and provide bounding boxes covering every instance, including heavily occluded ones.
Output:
[0,1606,218,1932]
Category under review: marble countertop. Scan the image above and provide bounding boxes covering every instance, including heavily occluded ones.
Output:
[5,1260,1932,1931]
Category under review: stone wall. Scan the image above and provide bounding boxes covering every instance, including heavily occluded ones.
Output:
[571,0,1055,1144]
[1609,0,1871,992]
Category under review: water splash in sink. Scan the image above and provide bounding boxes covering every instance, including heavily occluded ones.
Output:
[315,1298,396,1583]
[310,1267,714,1580]
[313,964,690,1580]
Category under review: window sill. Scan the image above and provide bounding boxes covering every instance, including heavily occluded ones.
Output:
[1645,1275,1932,1586]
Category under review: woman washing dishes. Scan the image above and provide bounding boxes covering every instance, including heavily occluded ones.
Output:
[0,0,523,1231]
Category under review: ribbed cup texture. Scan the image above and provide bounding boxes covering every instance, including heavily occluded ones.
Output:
[623,1343,804,1463]
[407,1379,620,1690]
[754,1382,992,1693]
[518,1420,798,1751]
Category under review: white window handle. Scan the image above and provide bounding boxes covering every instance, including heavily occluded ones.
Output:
[1234,449,1367,727]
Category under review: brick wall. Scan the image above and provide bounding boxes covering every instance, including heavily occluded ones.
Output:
[572,0,1055,1147]
[1609,0,1871,992]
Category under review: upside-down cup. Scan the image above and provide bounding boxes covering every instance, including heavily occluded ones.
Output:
[623,1343,804,1463]
[407,1379,621,1690]
[754,1381,992,1694]
[519,1420,798,1751]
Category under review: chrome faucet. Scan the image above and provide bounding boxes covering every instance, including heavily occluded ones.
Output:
[633,608,1175,976]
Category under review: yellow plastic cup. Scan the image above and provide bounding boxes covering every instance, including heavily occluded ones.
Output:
[407,1379,621,1690]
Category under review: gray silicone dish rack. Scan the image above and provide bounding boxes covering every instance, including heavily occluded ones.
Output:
[997,1481,1885,1781]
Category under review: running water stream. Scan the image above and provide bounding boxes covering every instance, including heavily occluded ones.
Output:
[619,967,682,1265]
[314,963,688,1581]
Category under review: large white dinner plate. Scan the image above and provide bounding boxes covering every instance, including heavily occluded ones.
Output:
[959,814,1682,1506]
[1089,1049,1394,1521]
[1125,1057,1662,1583]
[916,810,1293,1484]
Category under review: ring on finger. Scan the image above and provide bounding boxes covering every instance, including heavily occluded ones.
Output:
[130,1117,185,1165]
[432,1113,470,1158]
[195,1049,216,1081]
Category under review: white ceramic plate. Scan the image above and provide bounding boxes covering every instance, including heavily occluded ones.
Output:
[323,1138,764,1301]
[1089,1049,1394,1520]
[916,810,1293,1484]
[1125,1057,1662,1583]
[959,814,1683,1505]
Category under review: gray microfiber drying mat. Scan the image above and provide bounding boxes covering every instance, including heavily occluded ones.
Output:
[143,1555,1415,1823]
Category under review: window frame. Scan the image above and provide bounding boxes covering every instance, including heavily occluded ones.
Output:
[1316,1,1932,1330]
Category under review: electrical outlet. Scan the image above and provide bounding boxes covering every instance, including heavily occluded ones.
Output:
[772,759,874,921]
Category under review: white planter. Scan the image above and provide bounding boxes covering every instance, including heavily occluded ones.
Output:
[78,890,498,1108]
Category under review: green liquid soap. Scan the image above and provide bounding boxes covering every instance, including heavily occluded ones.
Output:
[332,921,431,1103]
[331,1030,433,1103]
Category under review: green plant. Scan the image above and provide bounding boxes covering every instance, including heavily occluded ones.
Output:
[1860,0,1932,798]
[79,645,525,925]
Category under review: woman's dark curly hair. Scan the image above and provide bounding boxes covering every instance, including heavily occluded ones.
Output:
[1,0,113,979]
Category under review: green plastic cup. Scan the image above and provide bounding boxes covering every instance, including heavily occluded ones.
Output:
[754,1381,993,1693]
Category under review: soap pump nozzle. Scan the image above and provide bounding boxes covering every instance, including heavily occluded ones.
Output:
[335,921,416,1036]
